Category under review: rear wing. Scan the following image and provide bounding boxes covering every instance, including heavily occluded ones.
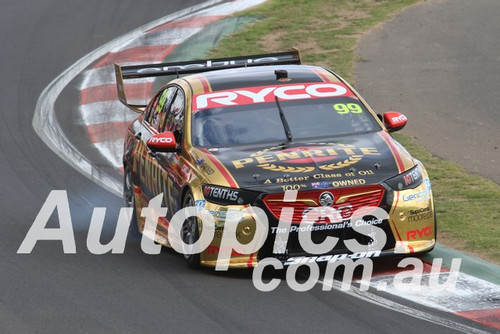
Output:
[114,64,146,113]
[114,49,301,113]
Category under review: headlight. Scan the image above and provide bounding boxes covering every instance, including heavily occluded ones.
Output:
[384,165,423,191]
[202,184,260,205]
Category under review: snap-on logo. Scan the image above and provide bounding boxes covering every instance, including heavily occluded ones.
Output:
[193,82,355,110]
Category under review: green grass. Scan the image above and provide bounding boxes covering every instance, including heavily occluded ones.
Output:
[210,0,417,82]
[208,0,500,264]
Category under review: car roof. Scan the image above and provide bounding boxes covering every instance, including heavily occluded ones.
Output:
[182,65,342,93]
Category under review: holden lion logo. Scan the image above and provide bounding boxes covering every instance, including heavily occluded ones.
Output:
[319,192,334,207]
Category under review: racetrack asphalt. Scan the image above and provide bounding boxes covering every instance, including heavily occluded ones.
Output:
[0,1,495,333]
[355,0,500,185]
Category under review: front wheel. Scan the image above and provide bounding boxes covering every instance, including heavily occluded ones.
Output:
[181,192,201,269]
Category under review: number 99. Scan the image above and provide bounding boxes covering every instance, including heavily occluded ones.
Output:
[334,103,363,114]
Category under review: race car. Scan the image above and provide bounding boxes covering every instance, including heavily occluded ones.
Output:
[116,50,436,269]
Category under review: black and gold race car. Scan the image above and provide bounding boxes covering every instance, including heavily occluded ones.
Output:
[116,50,435,269]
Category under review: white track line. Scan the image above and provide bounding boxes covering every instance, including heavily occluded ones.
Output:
[107,27,203,51]
[370,271,500,313]
[321,279,491,334]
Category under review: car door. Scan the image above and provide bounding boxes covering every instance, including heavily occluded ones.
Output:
[135,86,177,210]
[150,87,187,223]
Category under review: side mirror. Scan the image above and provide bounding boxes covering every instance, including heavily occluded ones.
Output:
[383,111,407,133]
[146,131,179,153]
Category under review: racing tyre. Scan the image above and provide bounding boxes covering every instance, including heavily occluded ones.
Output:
[124,166,140,237]
[181,192,201,269]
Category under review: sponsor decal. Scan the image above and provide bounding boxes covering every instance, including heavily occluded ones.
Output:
[338,205,354,219]
[265,176,342,188]
[284,250,382,266]
[270,217,383,234]
[275,175,310,183]
[280,184,308,192]
[203,185,239,202]
[203,224,227,239]
[313,173,342,179]
[148,136,173,144]
[355,217,384,227]
[391,114,407,124]
[357,169,375,176]
[407,207,432,223]
[332,179,366,187]
[137,55,295,75]
[181,164,196,183]
[402,188,431,203]
[232,143,380,173]
[193,82,355,110]
[385,165,422,190]
[207,210,243,222]
[146,132,177,151]
[200,162,215,175]
[403,166,422,187]
[192,151,215,175]
[271,221,349,234]
[407,226,433,240]
[311,181,330,189]
[424,178,432,190]
[194,200,206,208]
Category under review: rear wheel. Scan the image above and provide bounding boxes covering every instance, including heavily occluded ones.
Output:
[181,192,201,269]
[123,166,140,237]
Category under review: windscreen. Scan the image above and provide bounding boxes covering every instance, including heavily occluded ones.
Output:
[191,96,381,148]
